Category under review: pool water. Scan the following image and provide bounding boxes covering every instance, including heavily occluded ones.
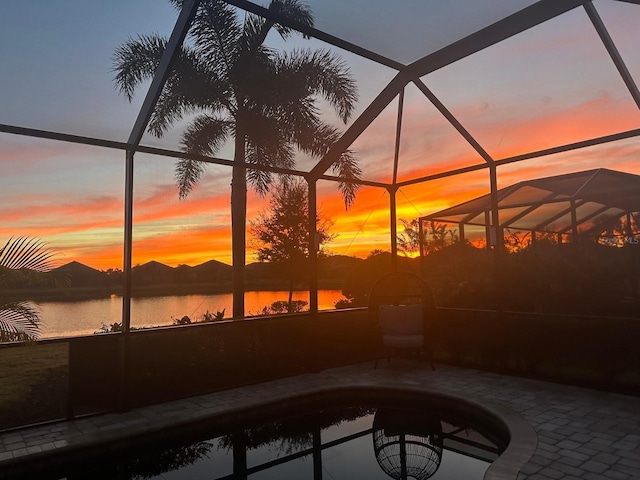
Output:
[57,400,506,480]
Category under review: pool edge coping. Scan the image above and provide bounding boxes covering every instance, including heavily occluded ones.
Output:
[0,372,537,479]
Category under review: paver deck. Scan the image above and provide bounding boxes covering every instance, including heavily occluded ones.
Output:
[1,362,639,479]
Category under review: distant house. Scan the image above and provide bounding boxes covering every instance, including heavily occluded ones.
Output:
[53,261,104,287]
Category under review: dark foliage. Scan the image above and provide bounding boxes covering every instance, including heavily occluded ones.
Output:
[250,179,335,312]
[433,241,636,316]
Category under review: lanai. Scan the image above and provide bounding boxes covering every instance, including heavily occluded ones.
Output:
[419,168,640,247]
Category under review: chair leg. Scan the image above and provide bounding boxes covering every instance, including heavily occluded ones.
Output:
[418,349,436,370]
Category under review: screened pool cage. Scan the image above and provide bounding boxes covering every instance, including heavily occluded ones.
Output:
[419,168,640,253]
[3,0,640,328]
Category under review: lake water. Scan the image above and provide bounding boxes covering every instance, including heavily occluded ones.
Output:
[35,290,346,339]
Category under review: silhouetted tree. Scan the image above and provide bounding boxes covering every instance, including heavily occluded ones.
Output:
[398,219,458,256]
[397,219,421,256]
[593,213,640,247]
[123,442,214,478]
[503,229,531,253]
[250,179,335,312]
[113,0,360,318]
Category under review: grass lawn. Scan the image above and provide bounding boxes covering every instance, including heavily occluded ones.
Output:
[0,342,68,429]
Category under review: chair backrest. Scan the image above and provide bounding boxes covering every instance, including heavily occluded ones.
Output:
[378,304,424,335]
[368,271,435,328]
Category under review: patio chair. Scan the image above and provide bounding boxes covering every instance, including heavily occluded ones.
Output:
[369,271,436,369]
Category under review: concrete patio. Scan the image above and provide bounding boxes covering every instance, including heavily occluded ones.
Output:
[1,361,639,479]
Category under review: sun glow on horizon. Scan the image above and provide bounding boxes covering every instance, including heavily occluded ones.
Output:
[3,2,640,271]
[5,126,640,270]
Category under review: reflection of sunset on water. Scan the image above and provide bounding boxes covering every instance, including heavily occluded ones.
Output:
[37,291,346,338]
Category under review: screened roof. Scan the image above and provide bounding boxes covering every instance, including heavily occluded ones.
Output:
[303,0,541,65]
[2,0,640,262]
[3,1,639,177]
[421,168,640,235]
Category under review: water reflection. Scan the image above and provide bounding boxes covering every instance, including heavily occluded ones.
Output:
[59,404,504,480]
[373,408,443,480]
[37,290,345,338]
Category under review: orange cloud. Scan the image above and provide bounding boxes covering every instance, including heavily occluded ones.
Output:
[487,93,640,160]
[132,224,232,267]
[56,241,124,271]
[340,79,640,188]
[316,169,490,258]
[5,70,640,271]
[45,223,234,271]
[497,137,640,188]
[133,185,231,225]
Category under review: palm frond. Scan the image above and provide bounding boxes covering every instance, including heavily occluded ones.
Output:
[242,14,270,53]
[291,121,336,158]
[176,159,207,200]
[242,0,313,53]
[149,50,229,136]
[267,0,314,39]
[181,114,231,155]
[275,49,358,123]
[332,150,362,210]
[245,115,295,195]
[246,168,274,197]
[292,122,362,209]
[148,87,193,138]
[177,113,230,197]
[192,0,243,81]
[0,236,66,342]
[0,236,56,272]
[244,113,296,166]
[112,33,167,102]
[114,34,229,137]
[249,81,319,145]
[0,301,41,341]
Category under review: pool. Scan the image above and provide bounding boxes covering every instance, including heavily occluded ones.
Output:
[9,388,521,479]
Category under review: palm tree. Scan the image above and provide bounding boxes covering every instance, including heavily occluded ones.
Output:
[0,237,57,342]
[113,0,360,318]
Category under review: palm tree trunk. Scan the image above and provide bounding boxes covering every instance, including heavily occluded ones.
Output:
[231,123,247,319]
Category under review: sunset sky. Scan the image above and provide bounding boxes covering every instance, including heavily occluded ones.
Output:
[2,1,640,270]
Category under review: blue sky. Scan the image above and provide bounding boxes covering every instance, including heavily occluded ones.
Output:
[1,1,177,140]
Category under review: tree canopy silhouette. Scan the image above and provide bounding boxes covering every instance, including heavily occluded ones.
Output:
[397,219,458,256]
[250,179,335,312]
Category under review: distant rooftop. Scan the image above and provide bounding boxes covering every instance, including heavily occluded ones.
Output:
[421,168,640,237]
